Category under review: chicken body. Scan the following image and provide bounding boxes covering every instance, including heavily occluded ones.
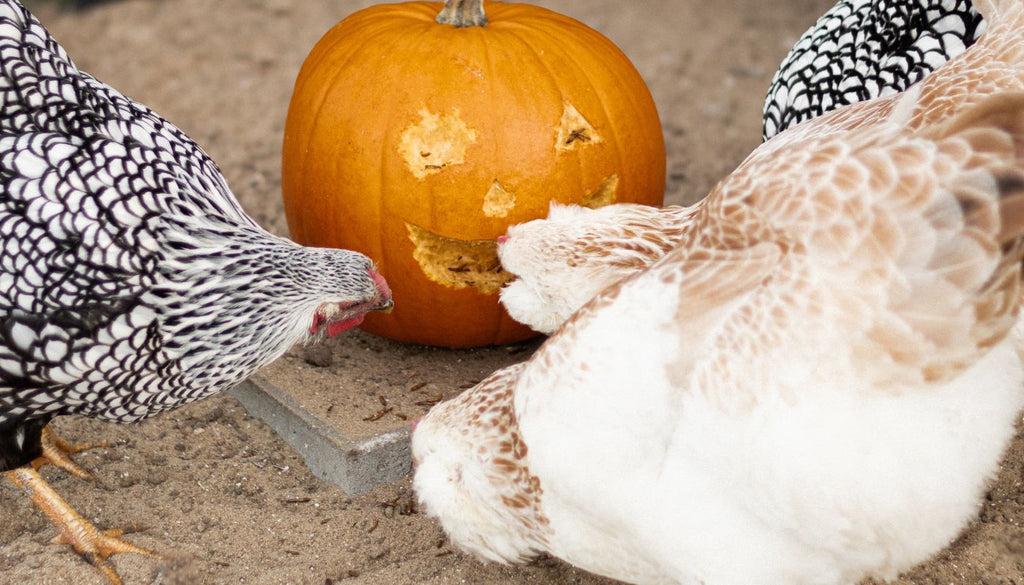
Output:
[0,0,390,493]
[415,1,1024,583]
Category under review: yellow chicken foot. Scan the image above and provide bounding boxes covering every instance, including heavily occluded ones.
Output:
[33,426,108,479]
[4,466,162,585]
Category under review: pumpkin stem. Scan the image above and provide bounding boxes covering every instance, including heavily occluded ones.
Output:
[436,0,488,27]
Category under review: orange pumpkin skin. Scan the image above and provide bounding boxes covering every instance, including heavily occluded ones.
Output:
[282,1,666,348]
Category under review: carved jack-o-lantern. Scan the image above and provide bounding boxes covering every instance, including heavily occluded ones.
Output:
[282,0,665,347]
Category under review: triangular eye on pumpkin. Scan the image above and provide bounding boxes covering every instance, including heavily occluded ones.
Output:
[281,0,666,348]
[555,102,602,152]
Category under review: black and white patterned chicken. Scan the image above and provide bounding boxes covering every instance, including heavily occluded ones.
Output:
[0,1,392,581]
[762,0,985,139]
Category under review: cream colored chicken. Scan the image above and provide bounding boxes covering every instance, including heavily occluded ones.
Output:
[413,1,1024,583]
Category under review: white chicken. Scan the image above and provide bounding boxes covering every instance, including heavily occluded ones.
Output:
[413,1,1024,583]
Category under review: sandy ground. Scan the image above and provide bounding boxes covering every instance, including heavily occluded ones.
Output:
[1,0,1022,584]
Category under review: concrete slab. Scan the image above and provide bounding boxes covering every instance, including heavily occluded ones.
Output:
[230,375,411,496]
[230,329,541,496]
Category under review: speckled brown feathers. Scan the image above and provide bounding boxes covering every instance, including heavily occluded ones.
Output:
[607,89,1024,411]
[412,363,551,564]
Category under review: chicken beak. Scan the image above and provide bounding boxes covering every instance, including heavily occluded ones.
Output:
[376,298,395,314]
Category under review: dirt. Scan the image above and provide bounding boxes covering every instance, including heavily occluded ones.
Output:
[1,0,1022,584]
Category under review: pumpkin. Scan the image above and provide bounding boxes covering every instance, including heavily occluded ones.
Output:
[282,0,666,348]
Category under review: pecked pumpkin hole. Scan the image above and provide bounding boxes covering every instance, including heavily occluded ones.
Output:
[406,222,514,295]
[482,179,516,218]
[398,108,477,179]
[581,173,619,208]
[555,101,601,152]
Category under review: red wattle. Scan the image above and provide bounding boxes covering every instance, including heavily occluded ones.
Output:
[327,315,365,337]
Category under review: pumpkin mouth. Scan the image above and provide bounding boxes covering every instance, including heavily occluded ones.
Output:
[406,222,515,295]
[403,173,622,296]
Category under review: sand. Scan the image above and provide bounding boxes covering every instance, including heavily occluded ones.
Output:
[1,0,1022,584]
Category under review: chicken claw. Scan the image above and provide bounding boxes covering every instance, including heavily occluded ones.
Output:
[33,426,109,479]
[5,466,161,585]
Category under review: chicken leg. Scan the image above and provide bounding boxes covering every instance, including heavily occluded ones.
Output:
[34,425,108,479]
[4,466,162,585]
